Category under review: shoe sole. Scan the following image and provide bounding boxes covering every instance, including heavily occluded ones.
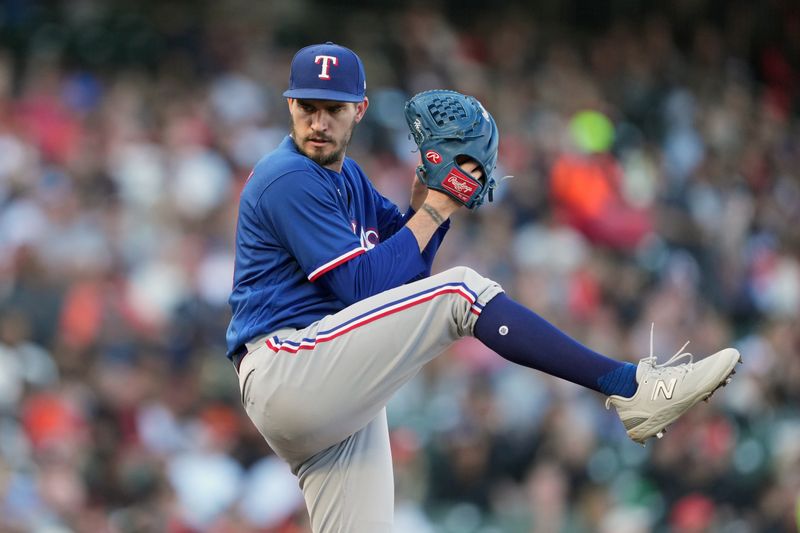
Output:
[627,349,742,445]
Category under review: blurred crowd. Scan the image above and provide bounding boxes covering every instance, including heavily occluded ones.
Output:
[1,0,799,532]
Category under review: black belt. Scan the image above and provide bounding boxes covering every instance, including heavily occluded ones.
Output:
[232,333,278,372]
[232,346,249,373]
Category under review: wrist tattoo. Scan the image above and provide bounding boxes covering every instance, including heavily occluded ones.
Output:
[421,203,445,226]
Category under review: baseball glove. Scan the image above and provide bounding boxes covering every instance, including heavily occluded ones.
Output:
[404,90,499,209]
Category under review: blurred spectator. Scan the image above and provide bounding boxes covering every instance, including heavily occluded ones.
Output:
[550,110,653,250]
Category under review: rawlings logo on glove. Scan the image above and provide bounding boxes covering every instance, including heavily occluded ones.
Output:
[404,90,500,209]
[425,151,442,164]
[441,168,480,202]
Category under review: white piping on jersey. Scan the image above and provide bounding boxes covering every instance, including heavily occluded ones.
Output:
[308,246,368,281]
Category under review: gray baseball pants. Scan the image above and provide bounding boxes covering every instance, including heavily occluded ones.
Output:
[236,266,503,532]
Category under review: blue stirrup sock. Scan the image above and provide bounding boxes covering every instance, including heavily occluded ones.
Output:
[473,293,637,398]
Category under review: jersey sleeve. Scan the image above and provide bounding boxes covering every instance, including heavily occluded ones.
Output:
[262,170,366,281]
[370,187,409,238]
[316,226,429,305]
[316,208,450,305]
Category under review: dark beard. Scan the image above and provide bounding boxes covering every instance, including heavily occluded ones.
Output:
[291,122,354,167]
[310,143,347,167]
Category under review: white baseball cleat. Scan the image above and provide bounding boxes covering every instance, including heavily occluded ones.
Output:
[606,326,742,445]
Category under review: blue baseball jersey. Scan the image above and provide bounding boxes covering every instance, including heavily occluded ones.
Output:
[227,136,415,358]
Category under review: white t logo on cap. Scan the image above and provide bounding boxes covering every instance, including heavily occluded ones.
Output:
[315,55,338,80]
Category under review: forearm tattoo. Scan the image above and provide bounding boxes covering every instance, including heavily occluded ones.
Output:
[421,203,445,226]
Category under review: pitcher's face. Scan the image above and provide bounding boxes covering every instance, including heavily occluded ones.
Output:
[288,97,368,170]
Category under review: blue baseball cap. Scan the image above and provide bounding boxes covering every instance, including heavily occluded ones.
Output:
[284,42,366,103]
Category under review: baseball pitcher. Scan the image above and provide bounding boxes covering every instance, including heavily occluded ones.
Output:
[226,42,741,532]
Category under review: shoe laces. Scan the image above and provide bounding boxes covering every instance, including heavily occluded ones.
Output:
[605,324,694,408]
[642,323,694,373]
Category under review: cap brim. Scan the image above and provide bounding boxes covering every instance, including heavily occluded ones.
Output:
[283,88,365,103]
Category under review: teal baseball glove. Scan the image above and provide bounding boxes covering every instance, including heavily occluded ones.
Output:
[404,90,500,209]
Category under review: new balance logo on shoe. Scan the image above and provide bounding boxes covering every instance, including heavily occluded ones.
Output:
[652,378,677,400]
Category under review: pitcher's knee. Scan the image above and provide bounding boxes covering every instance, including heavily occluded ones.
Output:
[435,266,502,331]
[439,266,501,296]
